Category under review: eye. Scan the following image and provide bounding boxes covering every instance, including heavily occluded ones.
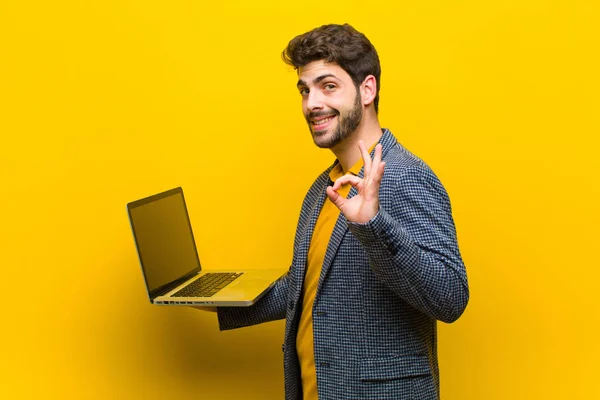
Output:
[299,87,309,96]
[323,83,336,91]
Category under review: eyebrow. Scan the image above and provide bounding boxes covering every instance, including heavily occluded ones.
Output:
[296,73,338,88]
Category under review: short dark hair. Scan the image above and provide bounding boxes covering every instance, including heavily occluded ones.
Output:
[282,23,381,113]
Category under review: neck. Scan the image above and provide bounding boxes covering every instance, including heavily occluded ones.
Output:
[330,110,383,172]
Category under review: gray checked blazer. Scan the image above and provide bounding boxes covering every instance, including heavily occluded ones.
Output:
[218,129,469,400]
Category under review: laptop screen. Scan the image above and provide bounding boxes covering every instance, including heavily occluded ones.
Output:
[127,188,201,298]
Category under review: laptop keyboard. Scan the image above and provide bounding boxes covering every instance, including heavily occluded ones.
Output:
[173,272,243,298]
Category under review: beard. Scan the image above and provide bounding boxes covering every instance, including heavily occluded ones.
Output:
[306,89,363,149]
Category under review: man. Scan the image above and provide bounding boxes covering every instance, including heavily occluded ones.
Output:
[215,23,469,399]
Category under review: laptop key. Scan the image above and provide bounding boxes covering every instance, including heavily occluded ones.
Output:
[173,272,243,297]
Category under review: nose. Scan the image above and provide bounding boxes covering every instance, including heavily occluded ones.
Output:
[305,89,324,112]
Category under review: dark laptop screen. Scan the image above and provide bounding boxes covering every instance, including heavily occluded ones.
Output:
[127,188,200,297]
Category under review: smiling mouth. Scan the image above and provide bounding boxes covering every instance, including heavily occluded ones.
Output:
[311,115,335,127]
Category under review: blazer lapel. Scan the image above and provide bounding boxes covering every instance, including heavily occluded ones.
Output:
[293,175,330,300]
[316,192,354,293]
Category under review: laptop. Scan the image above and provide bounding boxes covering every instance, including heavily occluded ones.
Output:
[127,187,285,306]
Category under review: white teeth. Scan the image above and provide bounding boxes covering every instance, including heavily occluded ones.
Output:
[313,116,333,125]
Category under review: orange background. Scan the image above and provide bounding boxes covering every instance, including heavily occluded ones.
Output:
[1,1,598,398]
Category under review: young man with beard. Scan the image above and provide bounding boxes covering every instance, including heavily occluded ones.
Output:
[215,24,469,399]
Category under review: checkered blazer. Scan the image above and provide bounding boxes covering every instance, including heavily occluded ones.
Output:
[218,129,469,400]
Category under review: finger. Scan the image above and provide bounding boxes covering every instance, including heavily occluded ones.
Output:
[365,144,381,180]
[376,161,385,183]
[358,140,372,178]
[362,160,385,200]
[332,174,362,191]
[371,143,383,180]
[371,161,385,187]
[326,186,345,211]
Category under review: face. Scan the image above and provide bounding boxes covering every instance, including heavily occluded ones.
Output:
[297,61,363,149]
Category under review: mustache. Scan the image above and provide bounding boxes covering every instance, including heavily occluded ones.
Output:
[306,110,339,121]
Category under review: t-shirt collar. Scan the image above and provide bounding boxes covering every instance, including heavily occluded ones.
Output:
[328,141,378,183]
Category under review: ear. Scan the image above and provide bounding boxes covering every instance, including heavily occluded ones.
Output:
[360,75,377,107]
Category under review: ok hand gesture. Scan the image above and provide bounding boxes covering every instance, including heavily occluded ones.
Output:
[326,140,386,224]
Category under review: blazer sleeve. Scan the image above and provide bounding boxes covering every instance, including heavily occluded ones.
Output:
[216,272,289,330]
[347,166,469,323]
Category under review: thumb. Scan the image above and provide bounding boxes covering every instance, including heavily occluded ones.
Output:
[326,186,345,211]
